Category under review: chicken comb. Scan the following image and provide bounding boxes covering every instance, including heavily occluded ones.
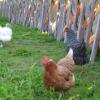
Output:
[42,56,49,65]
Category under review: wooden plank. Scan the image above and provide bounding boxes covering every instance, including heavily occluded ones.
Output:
[63,0,72,43]
[77,1,85,42]
[90,15,100,63]
[29,3,35,28]
[48,0,52,35]
[66,0,72,27]
[85,0,96,44]
[55,0,65,41]
[40,0,46,32]
[44,0,49,32]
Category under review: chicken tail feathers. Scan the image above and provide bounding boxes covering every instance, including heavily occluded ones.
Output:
[66,48,73,58]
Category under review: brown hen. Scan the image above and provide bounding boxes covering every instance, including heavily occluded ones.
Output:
[42,48,75,100]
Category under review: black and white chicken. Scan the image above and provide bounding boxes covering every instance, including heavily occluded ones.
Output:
[63,25,89,65]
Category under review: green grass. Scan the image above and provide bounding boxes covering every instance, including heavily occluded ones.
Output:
[0,17,100,100]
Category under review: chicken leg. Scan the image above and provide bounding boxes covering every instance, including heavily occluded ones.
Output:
[57,92,63,100]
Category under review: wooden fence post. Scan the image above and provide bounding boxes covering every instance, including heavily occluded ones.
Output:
[29,2,36,28]
[77,1,85,42]
[90,15,100,63]
[40,0,45,32]
[56,0,65,41]
[66,0,72,27]
[85,0,96,44]
[72,0,78,31]
[48,0,52,35]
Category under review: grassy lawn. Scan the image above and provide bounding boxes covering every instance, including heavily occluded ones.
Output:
[0,17,100,100]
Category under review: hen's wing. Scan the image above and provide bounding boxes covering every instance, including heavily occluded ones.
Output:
[57,65,75,90]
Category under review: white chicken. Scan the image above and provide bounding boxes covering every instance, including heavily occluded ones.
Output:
[0,23,12,47]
